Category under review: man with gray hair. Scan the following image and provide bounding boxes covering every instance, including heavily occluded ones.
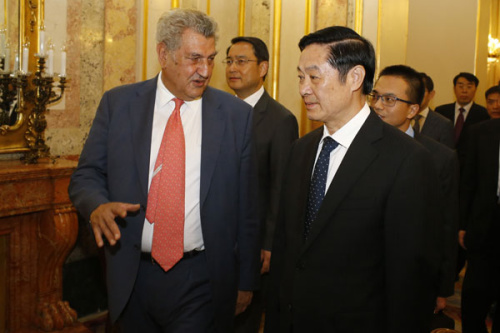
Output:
[69,8,260,332]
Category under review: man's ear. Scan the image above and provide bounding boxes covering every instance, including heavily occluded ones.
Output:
[157,42,168,68]
[259,61,269,80]
[408,104,420,119]
[348,65,366,92]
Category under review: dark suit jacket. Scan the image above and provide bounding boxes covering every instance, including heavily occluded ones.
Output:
[68,78,260,332]
[266,111,442,333]
[460,119,500,253]
[253,90,298,250]
[420,109,455,149]
[415,133,459,297]
[435,102,489,165]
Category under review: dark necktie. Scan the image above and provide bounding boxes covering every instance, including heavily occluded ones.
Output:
[146,98,185,271]
[454,107,465,144]
[304,137,339,240]
[413,114,422,134]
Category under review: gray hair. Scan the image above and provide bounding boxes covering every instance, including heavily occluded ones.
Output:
[156,9,218,51]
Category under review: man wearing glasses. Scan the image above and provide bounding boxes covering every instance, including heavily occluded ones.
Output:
[370,65,459,330]
[224,36,298,333]
[266,27,442,332]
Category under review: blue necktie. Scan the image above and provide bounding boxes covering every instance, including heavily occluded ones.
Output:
[304,137,339,240]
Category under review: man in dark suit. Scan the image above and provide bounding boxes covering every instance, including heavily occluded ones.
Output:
[436,72,490,279]
[224,37,298,333]
[266,27,441,333]
[68,9,260,332]
[459,118,500,332]
[435,72,489,162]
[371,65,459,329]
[414,72,454,149]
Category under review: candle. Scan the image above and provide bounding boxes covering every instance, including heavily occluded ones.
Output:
[22,44,29,73]
[14,51,19,72]
[60,46,66,77]
[4,45,9,72]
[47,47,54,76]
[39,29,45,56]
[0,31,5,56]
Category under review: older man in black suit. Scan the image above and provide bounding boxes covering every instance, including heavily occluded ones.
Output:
[266,27,442,333]
[224,36,298,333]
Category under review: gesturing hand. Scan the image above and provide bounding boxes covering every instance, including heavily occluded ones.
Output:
[90,202,140,247]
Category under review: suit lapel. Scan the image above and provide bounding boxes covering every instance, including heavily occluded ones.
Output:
[301,112,382,253]
[200,87,226,208]
[293,129,324,240]
[253,90,270,129]
[129,78,157,202]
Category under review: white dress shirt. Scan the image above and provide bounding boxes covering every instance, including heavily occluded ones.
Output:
[141,74,204,252]
[242,86,265,107]
[313,103,371,193]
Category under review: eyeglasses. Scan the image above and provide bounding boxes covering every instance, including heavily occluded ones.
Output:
[367,93,414,107]
[222,58,258,66]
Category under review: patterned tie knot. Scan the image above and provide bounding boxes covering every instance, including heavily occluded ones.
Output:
[414,114,422,121]
[459,107,465,114]
[322,137,338,155]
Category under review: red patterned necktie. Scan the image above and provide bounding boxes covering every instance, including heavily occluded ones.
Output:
[146,98,185,271]
[454,107,465,143]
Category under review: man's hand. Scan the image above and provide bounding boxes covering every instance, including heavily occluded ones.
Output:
[434,296,447,313]
[90,202,140,247]
[235,290,253,315]
[261,250,271,274]
[458,230,467,250]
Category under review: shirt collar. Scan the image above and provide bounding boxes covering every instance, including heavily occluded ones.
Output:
[156,72,202,111]
[242,86,265,108]
[455,101,473,113]
[406,125,415,138]
[321,103,371,149]
[419,107,430,118]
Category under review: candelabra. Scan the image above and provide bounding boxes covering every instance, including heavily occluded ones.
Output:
[20,54,67,164]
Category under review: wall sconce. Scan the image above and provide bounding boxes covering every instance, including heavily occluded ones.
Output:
[488,34,500,64]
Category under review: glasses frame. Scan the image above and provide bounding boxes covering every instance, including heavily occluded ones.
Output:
[222,58,259,67]
[368,93,415,107]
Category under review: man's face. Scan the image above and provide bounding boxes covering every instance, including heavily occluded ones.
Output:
[297,43,352,125]
[454,77,477,106]
[157,28,216,101]
[225,42,267,99]
[371,75,418,132]
[486,92,500,119]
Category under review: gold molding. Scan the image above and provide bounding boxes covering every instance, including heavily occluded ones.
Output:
[376,0,382,74]
[305,0,312,34]
[171,0,179,9]
[474,0,481,75]
[271,0,281,100]
[355,0,363,34]
[238,0,245,36]
[142,0,148,81]
[207,0,210,15]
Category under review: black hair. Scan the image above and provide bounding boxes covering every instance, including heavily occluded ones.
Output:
[298,26,375,95]
[379,65,425,105]
[453,72,479,87]
[485,85,500,99]
[419,72,434,92]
